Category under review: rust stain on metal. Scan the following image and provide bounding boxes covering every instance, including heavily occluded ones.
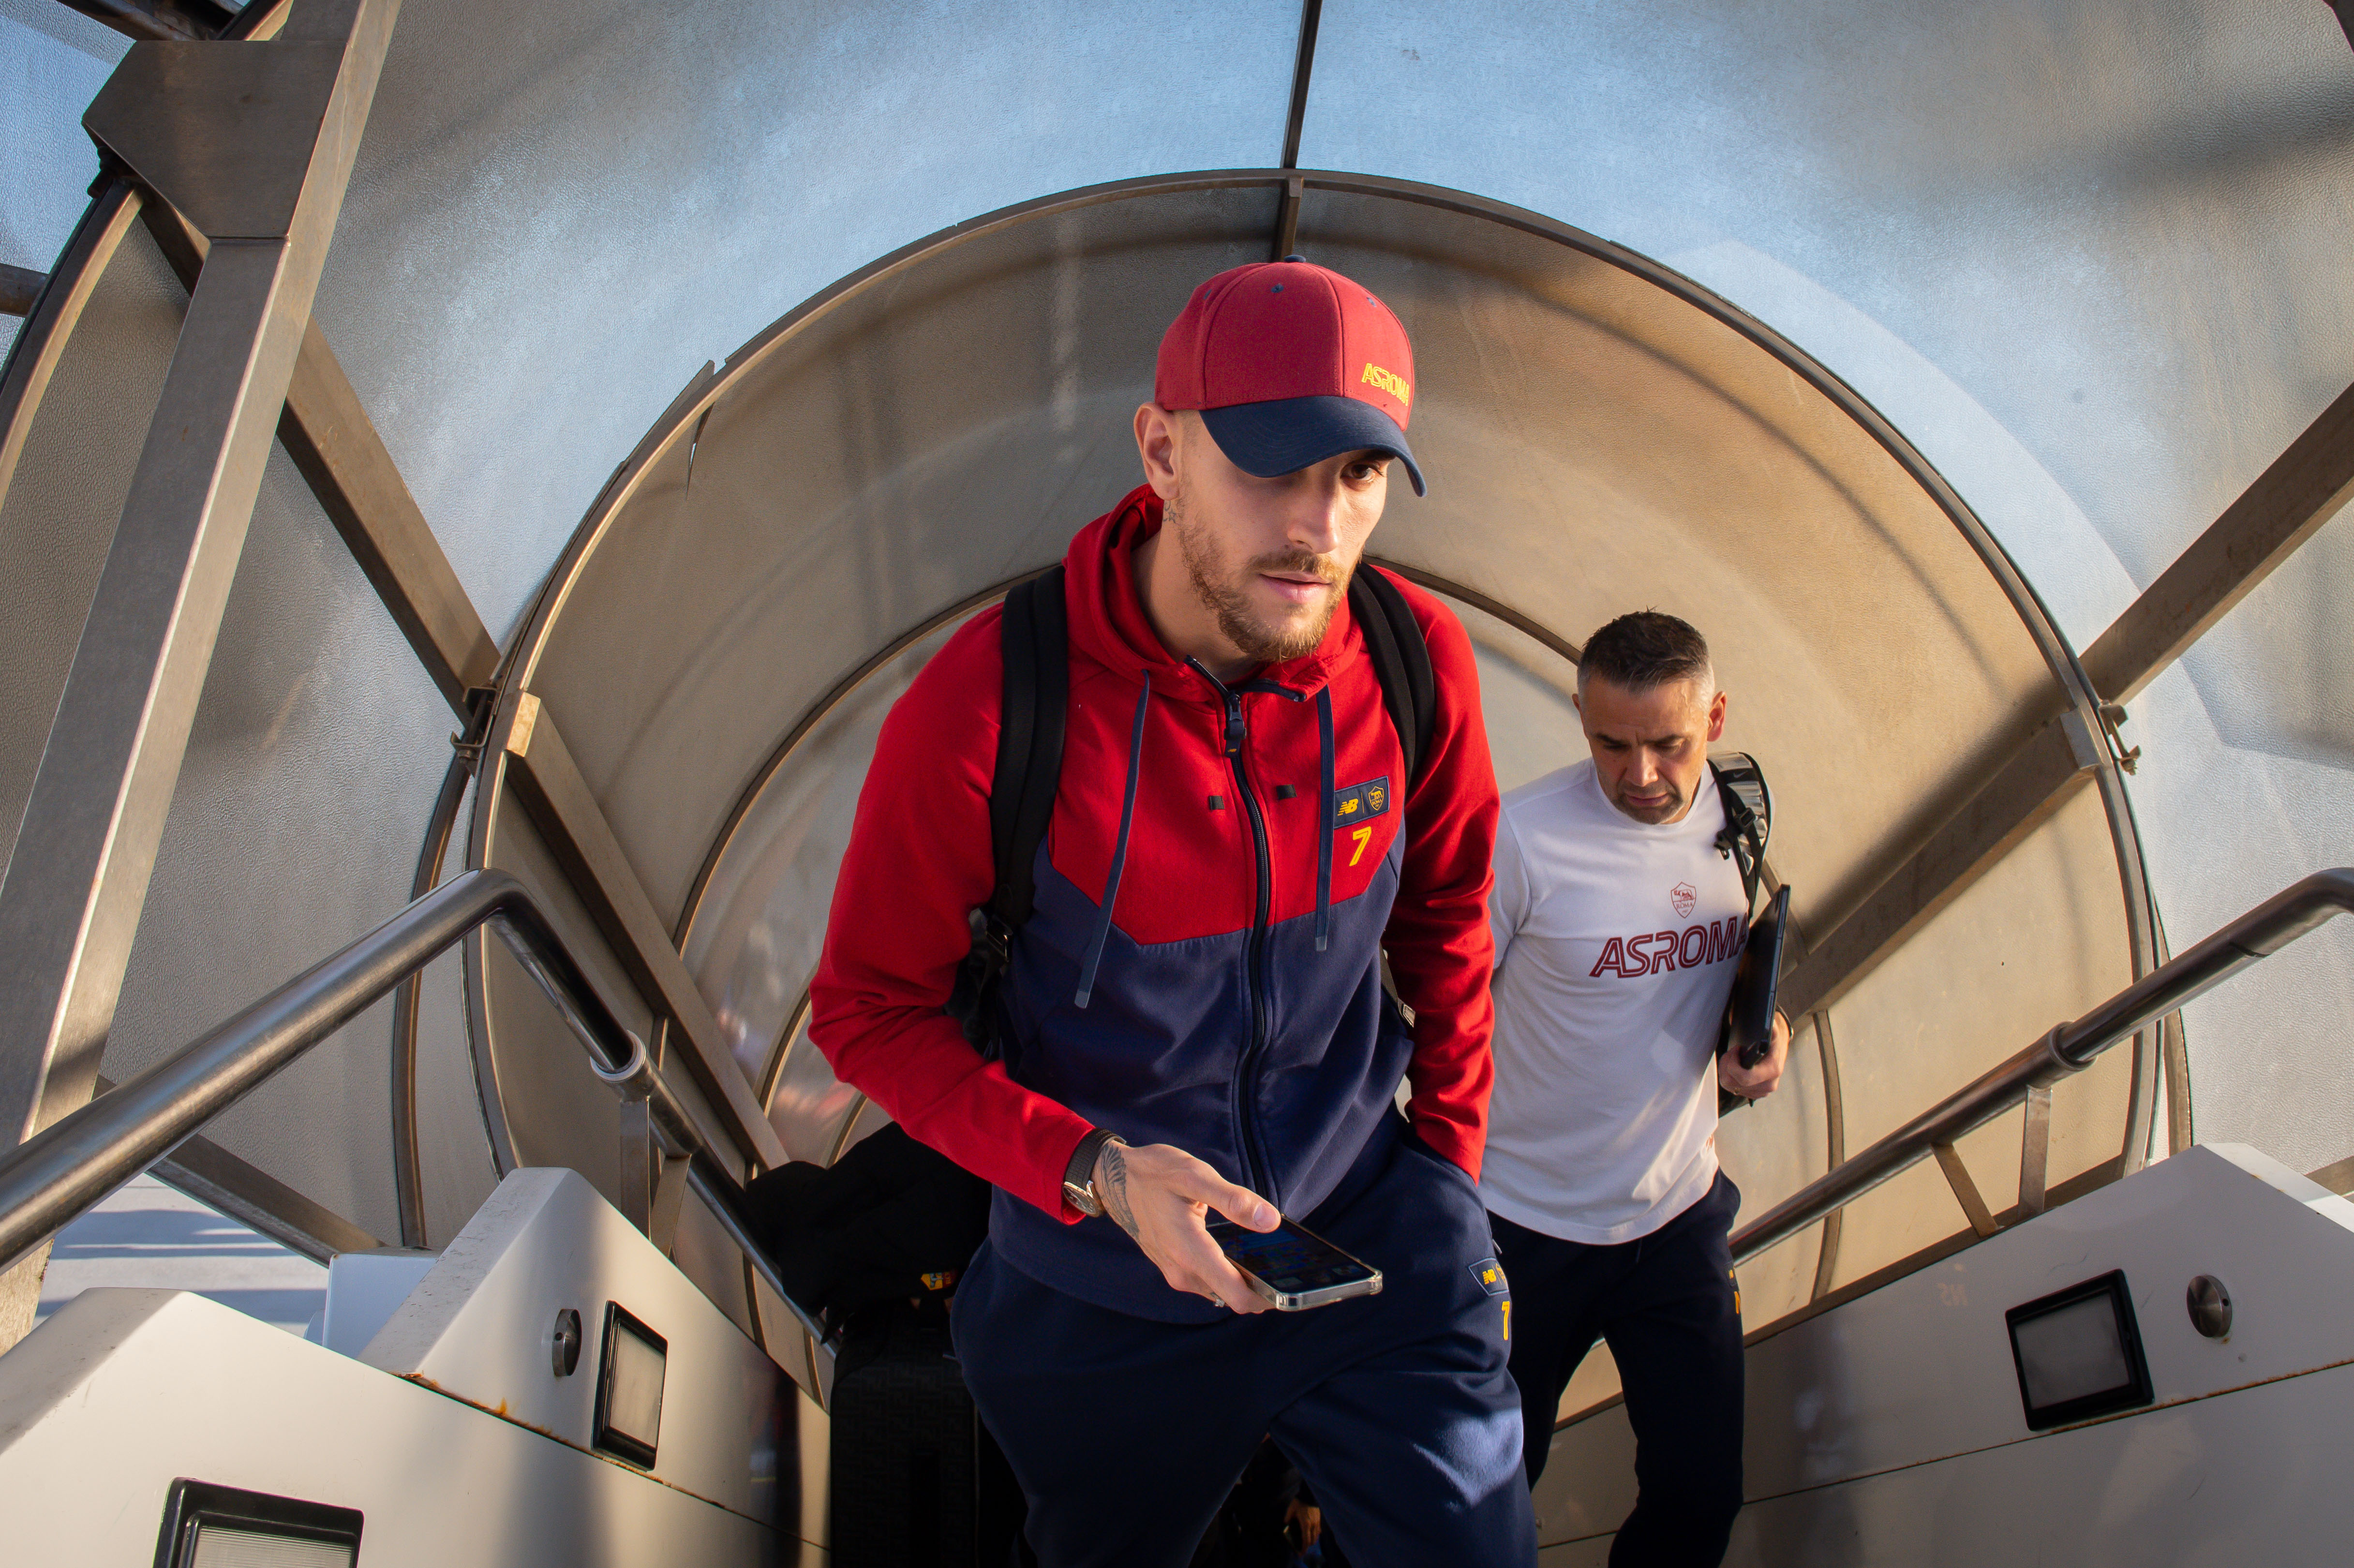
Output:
[386,1369,764,1521]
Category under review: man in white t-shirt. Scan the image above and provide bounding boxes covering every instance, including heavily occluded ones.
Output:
[1486,611,1788,1568]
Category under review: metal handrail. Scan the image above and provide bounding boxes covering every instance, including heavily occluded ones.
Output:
[1733,868,2354,1261]
[0,868,832,1394]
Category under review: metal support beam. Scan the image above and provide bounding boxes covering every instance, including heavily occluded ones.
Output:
[155,1127,383,1262]
[2081,381,2354,707]
[498,692,788,1173]
[1271,173,1305,264]
[2307,1154,2354,1196]
[1931,1140,2000,1239]
[1278,0,1324,171]
[137,162,497,1247]
[618,1096,654,1232]
[54,0,238,43]
[2017,1082,2053,1216]
[279,317,501,711]
[0,265,43,319]
[1782,710,2104,1018]
[133,134,495,1253]
[86,1072,383,1262]
[0,183,145,519]
[139,185,500,719]
[650,1149,693,1253]
[0,0,401,1351]
[1780,381,2354,1036]
[1268,0,1320,258]
[1807,1010,1846,1300]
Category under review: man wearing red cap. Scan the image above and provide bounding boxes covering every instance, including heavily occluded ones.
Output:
[811,259,1535,1565]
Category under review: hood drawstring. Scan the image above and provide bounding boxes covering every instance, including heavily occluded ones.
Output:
[1315,688,1336,952]
[1101,661,1331,988]
[1074,671,1151,1008]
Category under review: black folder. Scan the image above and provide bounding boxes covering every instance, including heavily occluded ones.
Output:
[1722,885,1791,1069]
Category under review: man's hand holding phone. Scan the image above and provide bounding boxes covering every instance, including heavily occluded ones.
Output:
[1094,1140,1280,1313]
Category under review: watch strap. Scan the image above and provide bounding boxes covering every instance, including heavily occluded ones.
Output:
[1062,1127,1123,1216]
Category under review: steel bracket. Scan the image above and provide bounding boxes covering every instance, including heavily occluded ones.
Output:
[83,7,374,243]
[2018,1083,2054,1217]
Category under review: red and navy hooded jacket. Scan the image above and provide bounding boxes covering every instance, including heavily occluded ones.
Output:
[809,485,1500,1321]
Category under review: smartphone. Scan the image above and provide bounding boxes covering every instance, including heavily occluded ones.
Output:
[1205,1215,1383,1311]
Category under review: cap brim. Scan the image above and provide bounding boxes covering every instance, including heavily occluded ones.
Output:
[1198,395,1427,497]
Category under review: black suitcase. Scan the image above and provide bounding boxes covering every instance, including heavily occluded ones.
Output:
[829,1300,1027,1567]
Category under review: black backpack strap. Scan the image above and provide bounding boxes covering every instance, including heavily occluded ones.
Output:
[1709,753,1773,911]
[989,564,1068,932]
[1349,566,1437,792]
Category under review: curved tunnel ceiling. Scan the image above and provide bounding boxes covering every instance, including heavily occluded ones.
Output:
[1,0,2348,1291]
[462,173,2149,1349]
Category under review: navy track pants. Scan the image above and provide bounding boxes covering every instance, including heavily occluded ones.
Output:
[953,1123,1537,1568]
[1493,1172,1745,1568]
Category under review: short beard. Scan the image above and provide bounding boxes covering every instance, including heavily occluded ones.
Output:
[1167,484,1350,665]
[1608,776,1685,824]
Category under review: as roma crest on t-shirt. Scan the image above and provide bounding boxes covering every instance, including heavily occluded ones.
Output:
[1671,881,1698,918]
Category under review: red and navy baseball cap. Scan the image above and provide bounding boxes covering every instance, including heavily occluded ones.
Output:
[1154,256,1426,496]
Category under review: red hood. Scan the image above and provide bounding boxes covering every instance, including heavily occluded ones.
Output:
[1063,484,1354,707]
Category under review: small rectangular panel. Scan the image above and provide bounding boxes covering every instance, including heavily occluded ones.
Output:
[595,1302,669,1468]
[156,1479,362,1568]
[2005,1270,2151,1430]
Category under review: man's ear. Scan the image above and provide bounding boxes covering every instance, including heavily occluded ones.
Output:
[1706,689,1728,743]
[1135,403,1182,501]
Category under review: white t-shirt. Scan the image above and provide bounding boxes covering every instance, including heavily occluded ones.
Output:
[1481,759,1750,1245]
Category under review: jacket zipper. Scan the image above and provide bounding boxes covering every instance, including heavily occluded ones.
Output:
[1202,669,1278,1200]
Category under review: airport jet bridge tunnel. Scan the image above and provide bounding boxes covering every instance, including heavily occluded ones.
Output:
[3,0,2354,1562]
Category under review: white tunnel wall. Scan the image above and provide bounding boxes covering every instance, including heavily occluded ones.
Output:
[1297,0,2354,1167]
[0,0,2346,1255]
[324,0,1305,646]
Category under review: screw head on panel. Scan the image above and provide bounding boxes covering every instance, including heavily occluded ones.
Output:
[553,1306,583,1375]
[2186,1275,2232,1339]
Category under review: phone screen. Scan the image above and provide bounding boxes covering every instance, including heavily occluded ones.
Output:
[1207,1217,1377,1294]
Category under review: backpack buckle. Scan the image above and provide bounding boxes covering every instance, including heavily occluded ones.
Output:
[968,906,1013,976]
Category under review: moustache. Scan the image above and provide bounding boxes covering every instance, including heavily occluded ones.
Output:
[1248,550,1345,587]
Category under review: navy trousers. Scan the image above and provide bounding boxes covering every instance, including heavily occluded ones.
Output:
[953,1123,1537,1568]
[1493,1173,1745,1568]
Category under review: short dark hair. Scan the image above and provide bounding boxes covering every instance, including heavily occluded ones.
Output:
[1578,611,1713,694]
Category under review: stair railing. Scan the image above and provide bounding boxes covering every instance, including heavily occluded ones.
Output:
[1733,868,2354,1261]
[0,867,834,1398]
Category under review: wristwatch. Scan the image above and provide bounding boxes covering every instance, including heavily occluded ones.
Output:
[1062,1128,1127,1217]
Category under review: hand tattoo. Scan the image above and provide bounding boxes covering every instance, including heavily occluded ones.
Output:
[1097,1141,1140,1239]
